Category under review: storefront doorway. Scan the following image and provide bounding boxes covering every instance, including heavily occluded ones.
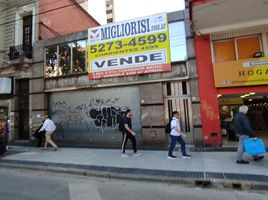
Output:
[17,79,30,140]
[218,92,268,146]
[163,81,193,144]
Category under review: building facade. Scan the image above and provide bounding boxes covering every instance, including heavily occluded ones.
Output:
[0,0,38,146]
[105,0,114,23]
[0,0,99,147]
[190,0,268,146]
[28,8,202,148]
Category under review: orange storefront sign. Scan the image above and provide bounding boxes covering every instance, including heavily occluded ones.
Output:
[213,57,268,88]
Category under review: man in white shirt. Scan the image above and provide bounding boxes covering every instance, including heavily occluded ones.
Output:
[39,114,58,151]
[167,111,191,159]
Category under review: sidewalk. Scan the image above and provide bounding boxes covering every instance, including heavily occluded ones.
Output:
[0,146,268,190]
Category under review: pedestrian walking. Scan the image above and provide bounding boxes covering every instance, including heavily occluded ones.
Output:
[234,105,264,164]
[39,114,58,151]
[5,119,10,150]
[0,116,7,155]
[121,109,142,157]
[167,111,191,159]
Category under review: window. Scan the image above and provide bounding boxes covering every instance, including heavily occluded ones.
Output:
[165,81,189,96]
[213,35,262,63]
[72,40,87,74]
[182,81,187,95]
[0,77,12,94]
[59,44,71,75]
[213,39,235,62]
[166,82,171,96]
[107,18,113,23]
[22,15,33,59]
[236,36,261,60]
[168,21,187,62]
[106,9,112,14]
[45,40,87,77]
[45,46,58,77]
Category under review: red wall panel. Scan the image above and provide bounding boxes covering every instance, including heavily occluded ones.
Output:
[194,35,222,146]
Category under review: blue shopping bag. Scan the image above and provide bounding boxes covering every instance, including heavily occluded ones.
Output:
[243,138,266,156]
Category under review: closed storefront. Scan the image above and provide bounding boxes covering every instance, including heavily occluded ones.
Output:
[27,10,201,148]
[50,86,141,142]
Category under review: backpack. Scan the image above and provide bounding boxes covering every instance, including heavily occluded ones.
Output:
[165,119,174,134]
[119,121,124,132]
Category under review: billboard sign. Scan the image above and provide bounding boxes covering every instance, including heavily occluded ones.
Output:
[88,13,171,79]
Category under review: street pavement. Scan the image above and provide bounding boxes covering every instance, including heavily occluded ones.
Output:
[0,145,268,190]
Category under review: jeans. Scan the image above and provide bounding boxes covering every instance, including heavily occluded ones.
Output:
[237,135,248,161]
[168,135,186,156]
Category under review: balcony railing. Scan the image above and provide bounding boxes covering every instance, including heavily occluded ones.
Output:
[8,44,32,60]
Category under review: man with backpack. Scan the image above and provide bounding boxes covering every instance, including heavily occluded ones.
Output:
[167,111,191,159]
[121,109,142,157]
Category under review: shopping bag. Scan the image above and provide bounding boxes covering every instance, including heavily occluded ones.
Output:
[243,138,266,156]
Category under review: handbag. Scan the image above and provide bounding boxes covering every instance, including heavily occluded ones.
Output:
[243,138,266,156]
[32,124,45,138]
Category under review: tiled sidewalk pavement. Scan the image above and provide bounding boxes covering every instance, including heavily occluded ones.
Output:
[0,146,268,189]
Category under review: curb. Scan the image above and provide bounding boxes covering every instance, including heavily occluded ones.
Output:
[1,159,268,191]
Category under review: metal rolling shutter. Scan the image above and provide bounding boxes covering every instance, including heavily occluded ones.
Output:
[50,86,141,142]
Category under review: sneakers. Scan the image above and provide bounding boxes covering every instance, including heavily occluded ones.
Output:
[121,152,143,157]
[253,155,264,161]
[133,152,142,157]
[121,153,129,158]
[168,154,191,159]
[236,160,249,164]
[182,154,192,159]
[53,147,59,151]
[167,155,177,160]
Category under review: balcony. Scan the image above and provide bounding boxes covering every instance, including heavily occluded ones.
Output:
[8,44,32,60]
[7,44,32,69]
